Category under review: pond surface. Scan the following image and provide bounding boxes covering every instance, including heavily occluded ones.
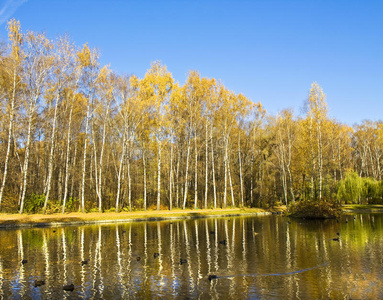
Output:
[0,214,383,299]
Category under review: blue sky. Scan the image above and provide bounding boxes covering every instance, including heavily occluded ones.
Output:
[0,0,381,125]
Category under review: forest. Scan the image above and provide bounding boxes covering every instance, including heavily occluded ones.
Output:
[0,20,382,214]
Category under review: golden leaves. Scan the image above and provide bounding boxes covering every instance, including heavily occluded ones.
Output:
[7,18,23,62]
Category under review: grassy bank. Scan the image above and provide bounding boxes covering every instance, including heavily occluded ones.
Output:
[0,207,285,228]
[342,204,383,213]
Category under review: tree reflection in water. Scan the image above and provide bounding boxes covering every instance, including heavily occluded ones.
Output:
[0,214,383,298]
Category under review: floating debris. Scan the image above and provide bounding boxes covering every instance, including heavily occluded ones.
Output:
[34,280,45,287]
[63,284,75,292]
[208,275,218,281]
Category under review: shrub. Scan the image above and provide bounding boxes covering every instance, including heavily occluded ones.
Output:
[288,199,342,219]
[24,194,46,213]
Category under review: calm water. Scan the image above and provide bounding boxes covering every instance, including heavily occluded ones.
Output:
[0,214,383,299]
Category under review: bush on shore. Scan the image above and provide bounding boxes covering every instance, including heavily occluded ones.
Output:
[287,199,342,219]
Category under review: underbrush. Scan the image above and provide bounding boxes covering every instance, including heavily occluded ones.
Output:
[287,200,342,219]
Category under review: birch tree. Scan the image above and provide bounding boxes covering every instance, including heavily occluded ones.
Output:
[0,19,23,208]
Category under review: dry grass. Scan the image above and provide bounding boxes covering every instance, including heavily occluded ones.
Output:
[0,207,285,227]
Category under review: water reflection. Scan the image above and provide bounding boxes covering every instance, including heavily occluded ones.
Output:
[0,214,383,298]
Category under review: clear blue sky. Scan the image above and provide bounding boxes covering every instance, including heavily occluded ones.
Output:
[0,0,381,125]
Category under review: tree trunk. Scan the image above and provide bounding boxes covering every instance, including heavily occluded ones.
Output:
[143,149,147,211]
[81,106,91,213]
[210,124,217,209]
[238,134,244,207]
[0,70,17,209]
[228,158,235,208]
[62,105,73,213]
[97,106,109,212]
[43,93,60,214]
[176,150,180,208]
[157,140,161,211]
[182,138,191,209]
[70,141,78,201]
[194,127,198,209]
[318,122,323,200]
[19,103,35,214]
[115,135,126,212]
[127,151,132,212]
[204,122,209,209]
[169,144,173,211]
[223,137,228,209]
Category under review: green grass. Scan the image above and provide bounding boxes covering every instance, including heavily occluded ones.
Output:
[342,204,383,211]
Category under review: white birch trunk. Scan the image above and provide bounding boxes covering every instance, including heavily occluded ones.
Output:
[43,93,60,214]
[62,106,73,213]
[224,137,228,209]
[0,70,17,208]
[204,122,208,209]
[210,124,217,209]
[194,128,198,209]
[143,149,147,211]
[238,134,244,207]
[176,150,180,208]
[169,144,173,210]
[115,134,126,212]
[19,104,35,214]
[81,106,91,213]
[127,146,132,212]
[157,141,161,211]
[228,158,235,208]
[182,139,191,209]
[97,106,109,212]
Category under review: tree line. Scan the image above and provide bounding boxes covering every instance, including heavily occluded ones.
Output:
[0,20,382,214]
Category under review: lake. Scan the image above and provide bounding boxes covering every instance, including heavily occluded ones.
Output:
[0,213,382,299]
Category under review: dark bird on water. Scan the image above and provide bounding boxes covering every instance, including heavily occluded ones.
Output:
[336,232,340,236]
[219,240,227,245]
[34,280,45,287]
[332,238,340,242]
[180,258,187,265]
[63,284,75,292]
[81,260,88,265]
[136,257,141,261]
[209,231,215,235]
[154,253,160,258]
[22,259,28,265]
[208,275,217,281]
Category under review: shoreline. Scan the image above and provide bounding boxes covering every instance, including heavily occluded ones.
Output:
[1,204,381,229]
[0,208,284,229]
